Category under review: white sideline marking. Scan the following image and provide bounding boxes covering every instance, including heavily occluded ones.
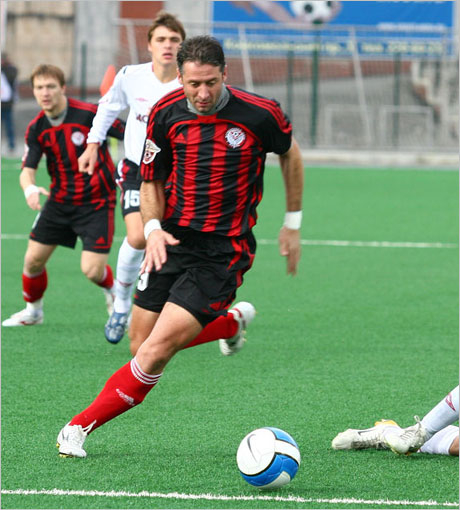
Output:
[1,233,457,249]
[1,488,458,507]
[260,239,458,249]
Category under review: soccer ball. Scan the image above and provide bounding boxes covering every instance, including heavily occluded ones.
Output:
[236,427,301,490]
[290,1,340,25]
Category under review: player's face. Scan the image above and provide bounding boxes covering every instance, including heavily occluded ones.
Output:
[32,75,66,117]
[148,26,183,67]
[179,62,227,114]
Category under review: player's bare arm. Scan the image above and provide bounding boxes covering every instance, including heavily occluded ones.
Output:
[19,166,49,211]
[78,142,100,175]
[278,137,304,276]
[140,180,179,273]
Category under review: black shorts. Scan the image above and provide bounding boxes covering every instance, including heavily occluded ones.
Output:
[30,200,114,253]
[133,224,256,326]
[116,158,142,217]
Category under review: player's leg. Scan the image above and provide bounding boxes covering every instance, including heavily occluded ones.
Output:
[80,250,114,314]
[419,425,459,456]
[127,301,256,356]
[127,275,255,357]
[105,162,145,344]
[57,234,252,457]
[449,435,459,456]
[2,239,56,326]
[127,232,256,356]
[185,233,257,355]
[76,204,115,315]
[115,213,145,313]
[104,214,145,342]
[183,302,256,353]
[128,304,159,356]
[384,386,459,455]
[80,251,109,283]
[3,201,74,326]
[57,302,201,458]
[58,256,176,456]
[421,386,459,436]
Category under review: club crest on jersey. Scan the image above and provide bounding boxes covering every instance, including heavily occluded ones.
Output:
[71,131,85,146]
[143,139,161,164]
[225,127,246,148]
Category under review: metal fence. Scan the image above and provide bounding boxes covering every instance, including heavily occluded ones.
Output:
[115,19,458,153]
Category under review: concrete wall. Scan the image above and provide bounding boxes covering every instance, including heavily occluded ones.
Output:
[5,1,119,89]
[5,1,75,82]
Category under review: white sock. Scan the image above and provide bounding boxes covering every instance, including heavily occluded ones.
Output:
[26,299,43,313]
[114,238,145,313]
[421,386,459,439]
[419,425,459,455]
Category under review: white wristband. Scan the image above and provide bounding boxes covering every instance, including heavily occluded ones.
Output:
[24,184,39,199]
[144,219,162,240]
[283,211,302,230]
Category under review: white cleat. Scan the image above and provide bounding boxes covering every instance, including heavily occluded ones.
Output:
[384,415,428,455]
[2,308,44,327]
[57,423,87,458]
[102,287,115,316]
[332,419,399,450]
[219,302,256,356]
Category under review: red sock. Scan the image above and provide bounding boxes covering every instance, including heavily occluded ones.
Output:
[97,265,114,289]
[183,313,238,349]
[69,359,161,434]
[22,269,47,302]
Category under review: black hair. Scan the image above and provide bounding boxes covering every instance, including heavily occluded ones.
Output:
[177,35,226,74]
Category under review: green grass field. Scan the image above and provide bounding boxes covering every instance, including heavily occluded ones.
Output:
[1,157,458,509]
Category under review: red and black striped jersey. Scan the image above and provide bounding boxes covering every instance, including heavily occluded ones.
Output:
[23,97,125,209]
[140,86,292,237]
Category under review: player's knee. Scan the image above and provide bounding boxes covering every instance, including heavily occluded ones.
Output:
[136,340,175,374]
[81,262,104,283]
[126,231,145,251]
[449,436,459,456]
[24,252,46,274]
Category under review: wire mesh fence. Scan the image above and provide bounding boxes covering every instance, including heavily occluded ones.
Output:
[114,19,458,153]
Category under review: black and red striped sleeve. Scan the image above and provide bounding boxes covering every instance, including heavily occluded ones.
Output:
[230,87,292,155]
[107,117,125,141]
[262,98,292,154]
[22,118,43,169]
[140,103,172,182]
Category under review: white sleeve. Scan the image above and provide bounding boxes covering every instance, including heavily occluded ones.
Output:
[87,67,129,144]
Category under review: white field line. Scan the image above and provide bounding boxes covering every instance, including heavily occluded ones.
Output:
[260,239,458,249]
[1,233,457,249]
[1,488,458,507]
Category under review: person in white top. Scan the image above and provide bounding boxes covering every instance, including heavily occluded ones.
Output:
[78,12,185,344]
[331,385,459,456]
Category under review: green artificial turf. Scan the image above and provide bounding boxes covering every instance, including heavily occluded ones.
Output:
[1,158,458,509]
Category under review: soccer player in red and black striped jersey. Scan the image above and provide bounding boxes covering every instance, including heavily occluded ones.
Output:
[57,37,304,458]
[2,64,125,327]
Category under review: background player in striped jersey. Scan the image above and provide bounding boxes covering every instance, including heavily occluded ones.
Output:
[78,12,186,345]
[2,64,124,327]
[57,36,303,457]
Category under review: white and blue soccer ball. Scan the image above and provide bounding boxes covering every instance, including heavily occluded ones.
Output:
[236,427,301,490]
[290,1,341,25]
